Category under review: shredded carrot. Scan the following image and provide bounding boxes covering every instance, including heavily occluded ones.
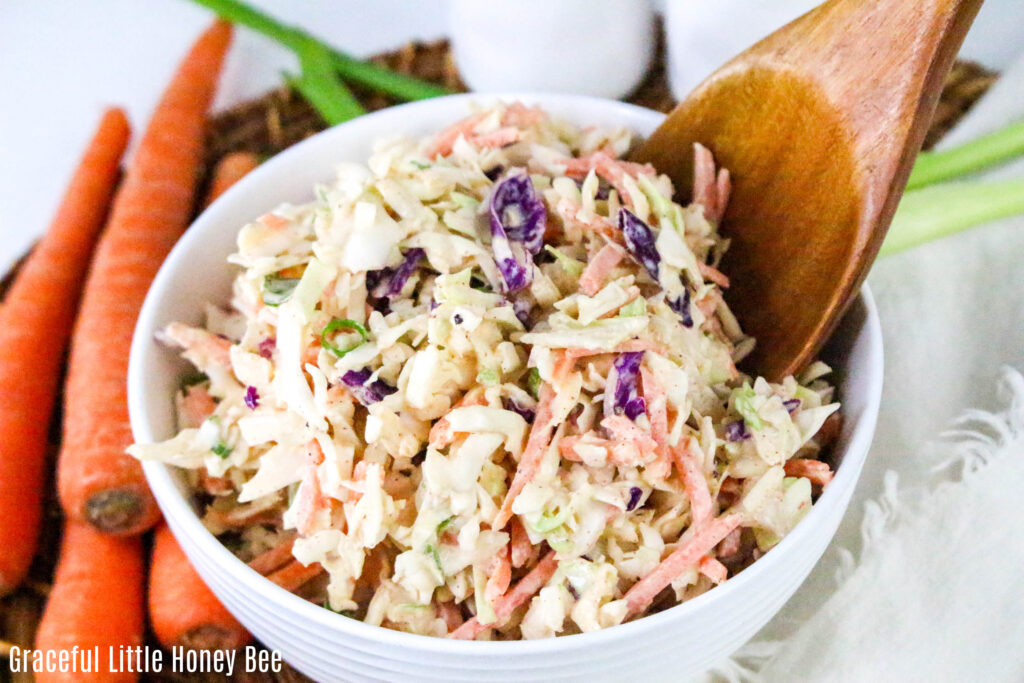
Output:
[439,601,464,633]
[428,387,486,449]
[672,437,713,530]
[579,242,625,296]
[161,322,233,369]
[448,552,558,640]
[640,366,673,478]
[784,458,834,487]
[494,353,576,529]
[698,261,731,289]
[624,512,742,615]
[247,537,297,575]
[176,384,217,429]
[698,556,728,584]
[501,102,546,127]
[426,111,489,158]
[718,528,743,559]
[509,517,534,569]
[484,545,512,606]
[267,559,325,593]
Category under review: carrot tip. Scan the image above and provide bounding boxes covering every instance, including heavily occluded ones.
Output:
[86,489,145,534]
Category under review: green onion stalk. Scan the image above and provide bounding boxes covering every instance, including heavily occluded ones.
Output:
[191,0,451,101]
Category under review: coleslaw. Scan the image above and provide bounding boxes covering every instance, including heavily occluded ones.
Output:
[129,102,841,640]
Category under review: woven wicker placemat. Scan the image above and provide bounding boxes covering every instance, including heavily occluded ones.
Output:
[0,35,998,683]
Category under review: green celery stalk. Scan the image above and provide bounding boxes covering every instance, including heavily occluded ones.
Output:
[881,179,1024,256]
[191,0,451,101]
[907,119,1024,191]
[288,41,365,125]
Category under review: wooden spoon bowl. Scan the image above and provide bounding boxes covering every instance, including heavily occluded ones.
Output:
[635,0,983,380]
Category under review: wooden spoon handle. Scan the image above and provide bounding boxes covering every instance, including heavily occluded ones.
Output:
[769,0,986,231]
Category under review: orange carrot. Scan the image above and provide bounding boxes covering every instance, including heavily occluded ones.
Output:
[494,353,577,529]
[0,109,130,597]
[267,559,325,593]
[34,522,144,683]
[203,151,260,208]
[58,21,233,535]
[449,552,558,640]
[483,545,512,606]
[671,438,713,530]
[578,242,625,296]
[784,458,834,487]
[247,537,297,575]
[698,555,728,584]
[624,512,742,616]
[509,517,534,569]
[149,523,250,651]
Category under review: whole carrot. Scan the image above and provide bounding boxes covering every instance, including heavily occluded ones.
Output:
[58,21,233,535]
[34,522,144,683]
[0,109,130,596]
[203,150,260,208]
[149,523,251,651]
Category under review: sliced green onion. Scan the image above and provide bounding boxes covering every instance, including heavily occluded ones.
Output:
[734,385,765,431]
[476,367,500,386]
[450,191,479,210]
[618,298,646,317]
[882,179,1024,256]
[425,544,443,573]
[190,0,451,101]
[286,40,365,125]
[211,442,232,459]
[320,318,369,358]
[436,517,454,534]
[527,368,542,399]
[544,245,584,276]
[531,507,570,534]
[907,119,1024,191]
[262,273,301,306]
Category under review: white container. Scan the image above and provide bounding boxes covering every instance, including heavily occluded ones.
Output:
[664,0,1024,101]
[664,0,821,100]
[449,0,655,99]
[128,93,884,683]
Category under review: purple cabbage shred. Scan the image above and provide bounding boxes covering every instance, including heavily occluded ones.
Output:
[626,486,644,512]
[611,351,646,421]
[783,398,801,413]
[341,369,397,406]
[512,297,533,326]
[257,337,276,359]
[502,397,536,424]
[367,248,426,300]
[669,287,694,328]
[489,171,546,292]
[244,385,260,410]
[725,420,750,441]
[619,209,660,281]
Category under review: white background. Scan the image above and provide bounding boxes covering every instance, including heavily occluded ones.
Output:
[0,0,450,272]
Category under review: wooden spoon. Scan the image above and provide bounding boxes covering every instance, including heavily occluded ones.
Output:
[634,0,983,380]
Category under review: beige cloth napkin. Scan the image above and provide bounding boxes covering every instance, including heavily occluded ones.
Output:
[696,52,1024,683]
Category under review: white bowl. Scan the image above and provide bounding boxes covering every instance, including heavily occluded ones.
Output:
[129,94,883,683]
